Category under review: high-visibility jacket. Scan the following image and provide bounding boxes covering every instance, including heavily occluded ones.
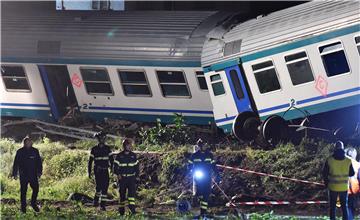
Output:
[327,156,352,192]
[348,159,360,195]
[188,150,218,181]
[114,151,139,177]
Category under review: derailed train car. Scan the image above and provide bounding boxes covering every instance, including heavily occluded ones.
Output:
[202,1,360,144]
[0,1,231,125]
[1,1,359,145]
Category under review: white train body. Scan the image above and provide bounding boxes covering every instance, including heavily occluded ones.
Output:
[202,1,360,142]
[1,2,232,125]
[1,1,359,144]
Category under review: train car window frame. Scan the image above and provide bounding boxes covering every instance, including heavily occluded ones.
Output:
[210,72,226,97]
[117,69,152,97]
[1,65,32,93]
[318,40,351,77]
[284,50,315,86]
[355,35,360,55]
[155,70,191,98]
[80,67,114,96]
[195,71,208,91]
[251,59,282,94]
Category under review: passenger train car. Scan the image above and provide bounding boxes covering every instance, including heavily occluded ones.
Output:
[202,1,360,144]
[1,1,231,125]
[1,1,359,145]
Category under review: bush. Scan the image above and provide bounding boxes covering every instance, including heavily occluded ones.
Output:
[159,147,189,185]
[36,141,67,162]
[44,150,88,180]
[0,174,19,199]
[40,176,94,200]
[139,114,190,146]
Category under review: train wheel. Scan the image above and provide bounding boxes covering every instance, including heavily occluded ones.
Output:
[232,112,261,141]
[260,115,289,146]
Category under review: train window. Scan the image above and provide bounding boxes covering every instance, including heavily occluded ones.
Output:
[156,70,190,97]
[195,71,208,90]
[229,70,244,99]
[210,74,225,96]
[285,51,314,85]
[355,36,360,55]
[80,68,113,95]
[252,61,281,94]
[1,65,31,92]
[224,39,242,56]
[118,70,151,97]
[319,42,350,77]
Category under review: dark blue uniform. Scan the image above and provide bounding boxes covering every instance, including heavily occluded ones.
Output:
[12,147,42,212]
[188,149,219,216]
[88,144,113,208]
[114,151,139,215]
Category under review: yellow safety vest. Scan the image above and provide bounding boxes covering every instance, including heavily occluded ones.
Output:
[327,156,352,192]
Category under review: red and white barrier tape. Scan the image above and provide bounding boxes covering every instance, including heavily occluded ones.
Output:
[226,200,327,206]
[217,165,325,186]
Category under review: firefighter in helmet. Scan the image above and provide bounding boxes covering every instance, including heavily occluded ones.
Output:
[114,138,139,215]
[88,131,113,211]
[188,138,220,218]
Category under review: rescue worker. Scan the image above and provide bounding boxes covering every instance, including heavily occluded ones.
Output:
[188,139,220,218]
[323,141,355,220]
[12,136,42,213]
[88,131,113,211]
[345,147,360,220]
[113,138,139,216]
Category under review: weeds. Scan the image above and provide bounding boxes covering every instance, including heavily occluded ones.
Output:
[139,114,190,146]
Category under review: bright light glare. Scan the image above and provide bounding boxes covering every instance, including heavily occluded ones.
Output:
[194,170,204,179]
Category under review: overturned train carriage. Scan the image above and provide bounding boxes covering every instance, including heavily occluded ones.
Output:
[202,1,360,145]
[0,1,232,125]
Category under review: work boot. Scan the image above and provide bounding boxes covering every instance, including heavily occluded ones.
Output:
[118,207,125,216]
[20,206,26,214]
[31,203,40,213]
[93,198,99,207]
[129,206,136,215]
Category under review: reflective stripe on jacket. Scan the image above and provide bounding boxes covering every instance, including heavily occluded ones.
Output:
[328,156,352,192]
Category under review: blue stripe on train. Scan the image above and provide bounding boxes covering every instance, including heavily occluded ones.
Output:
[88,106,213,114]
[0,108,53,121]
[0,107,214,125]
[0,103,49,107]
[215,86,360,123]
[204,24,360,73]
[216,94,360,133]
[81,112,213,125]
[258,87,360,114]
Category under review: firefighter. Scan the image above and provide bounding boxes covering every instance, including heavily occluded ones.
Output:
[113,138,139,216]
[345,147,360,220]
[323,141,355,220]
[188,138,220,218]
[88,131,113,211]
[12,136,42,213]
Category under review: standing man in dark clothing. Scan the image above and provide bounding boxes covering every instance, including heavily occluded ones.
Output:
[12,136,42,213]
[323,141,355,220]
[88,131,113,211]
[113,138,139,216]
[188,139,220,218]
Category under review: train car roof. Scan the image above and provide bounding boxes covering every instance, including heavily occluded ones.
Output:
[202,1,360,68]
[1,2,231,67]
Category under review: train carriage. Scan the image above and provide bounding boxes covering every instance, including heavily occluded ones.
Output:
[1,1,232,125]
[202,1,360,144]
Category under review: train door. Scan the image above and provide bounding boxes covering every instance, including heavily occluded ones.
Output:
[38,65,78,121]
[225,65,260,141]
[224,65,253,113]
